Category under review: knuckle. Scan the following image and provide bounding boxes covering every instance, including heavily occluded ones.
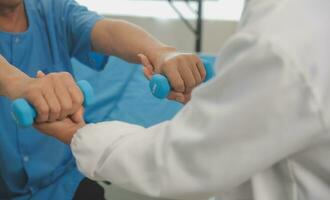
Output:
[24,91,42,104]
[174,82,185,92]
[38,106,49,116]
[72,97,83,106]
[176,55,185,63]
[161,62,171,71]
[45,73,57,84]
[50,105,61,115]
[31,84,43,92]
[48,73,57,79]
[162,64,171,74]
[166,58,177,66]
[186,79,196,89]
[25,91,37,100]
[62,102,73,112]
[195,76,202,84]
[191,54,199,61]
[60,72,73,80]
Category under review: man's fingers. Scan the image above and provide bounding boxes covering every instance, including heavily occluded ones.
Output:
[61,74,83,116]
[196,60,206,81]
[71,107,85,124]
[190,62,202,85]
[165,68,185,93]
[53,76,73,120]
[178,62,196,94]
[67,84,84,113]
[30,93,50,123]
[43,86,62,122]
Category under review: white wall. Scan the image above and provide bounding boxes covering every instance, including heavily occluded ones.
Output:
[106,15,239,54]
[76,0,243,53]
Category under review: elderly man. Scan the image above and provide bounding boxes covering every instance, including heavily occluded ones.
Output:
[0,0,205,199]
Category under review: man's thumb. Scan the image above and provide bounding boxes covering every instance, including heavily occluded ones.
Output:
[71,107,85,124]
[36,70,46,78]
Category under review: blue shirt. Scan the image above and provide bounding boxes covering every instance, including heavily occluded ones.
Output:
[0,0,104,199]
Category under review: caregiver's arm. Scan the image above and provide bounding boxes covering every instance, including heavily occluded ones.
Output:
[91,19,206,102]
[71,33,328,199]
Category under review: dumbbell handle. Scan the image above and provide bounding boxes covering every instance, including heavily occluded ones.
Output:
[149,60,215,99]
[11,80,94,127]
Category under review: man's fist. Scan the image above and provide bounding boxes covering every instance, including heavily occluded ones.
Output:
[139,47,206,104]
[8,71,83,123]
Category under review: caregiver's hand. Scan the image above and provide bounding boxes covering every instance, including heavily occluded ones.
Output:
[139,47,206,104]
[34,107,86,144]
[7,71,84,123]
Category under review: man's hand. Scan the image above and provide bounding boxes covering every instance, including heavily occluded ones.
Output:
[139,47,206,104]
[34,107,86,144]
[7,71,83,123]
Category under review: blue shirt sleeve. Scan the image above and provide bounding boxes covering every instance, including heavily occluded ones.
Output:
[60,0,108,70]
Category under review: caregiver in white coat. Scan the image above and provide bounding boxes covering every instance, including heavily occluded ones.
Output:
[35,0,330,199]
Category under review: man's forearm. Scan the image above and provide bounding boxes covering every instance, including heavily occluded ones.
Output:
[91,19,205,104]
[91,19,175,64]
[0,55,30,98]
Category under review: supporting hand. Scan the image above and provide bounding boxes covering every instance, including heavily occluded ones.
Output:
[34,106,86,144]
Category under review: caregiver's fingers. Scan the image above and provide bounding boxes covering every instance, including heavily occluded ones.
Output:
[143,66,153,80]
[33,118,79,144]
[168,91,191,104]
[139,53,154,80]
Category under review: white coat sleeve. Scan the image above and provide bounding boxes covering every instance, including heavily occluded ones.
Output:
[71,33,327,200]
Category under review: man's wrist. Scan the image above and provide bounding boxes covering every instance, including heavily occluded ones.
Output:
[0,55,32,98]
[143,45,177,71]
[1,72,32,99]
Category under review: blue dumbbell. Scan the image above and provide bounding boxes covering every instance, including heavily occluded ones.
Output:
[11,80,94,127]
[149,59,215,99]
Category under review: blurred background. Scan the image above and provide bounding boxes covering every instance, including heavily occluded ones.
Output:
[77,0,244,54]
[75,0,245,199]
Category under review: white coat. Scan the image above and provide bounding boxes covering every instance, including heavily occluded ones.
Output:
[71,0,330,199]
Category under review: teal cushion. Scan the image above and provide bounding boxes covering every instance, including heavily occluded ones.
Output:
[72,55,216,127]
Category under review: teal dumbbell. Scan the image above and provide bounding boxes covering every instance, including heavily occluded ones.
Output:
[149,59,215,99]
[11,80,94,127]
